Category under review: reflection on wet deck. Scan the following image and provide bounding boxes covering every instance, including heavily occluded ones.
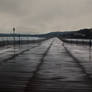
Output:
[0,38,92,92]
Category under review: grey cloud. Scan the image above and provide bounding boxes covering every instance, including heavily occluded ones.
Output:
[0,0,32,16]
[0,0,92,33]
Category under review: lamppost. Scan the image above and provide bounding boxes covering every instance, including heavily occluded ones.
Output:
[13,27,16,56]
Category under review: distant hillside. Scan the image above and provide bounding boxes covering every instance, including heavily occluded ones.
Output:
[0,28,91,39]
[60,28,92,39]
[32,29,92,39]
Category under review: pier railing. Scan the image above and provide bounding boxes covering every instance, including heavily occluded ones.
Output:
[0,33,46,46]
[61,38,92,62]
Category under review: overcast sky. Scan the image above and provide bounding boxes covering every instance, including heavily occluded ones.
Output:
[0,0,92,34]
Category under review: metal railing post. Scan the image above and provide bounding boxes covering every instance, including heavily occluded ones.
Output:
[89,39,91,62]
